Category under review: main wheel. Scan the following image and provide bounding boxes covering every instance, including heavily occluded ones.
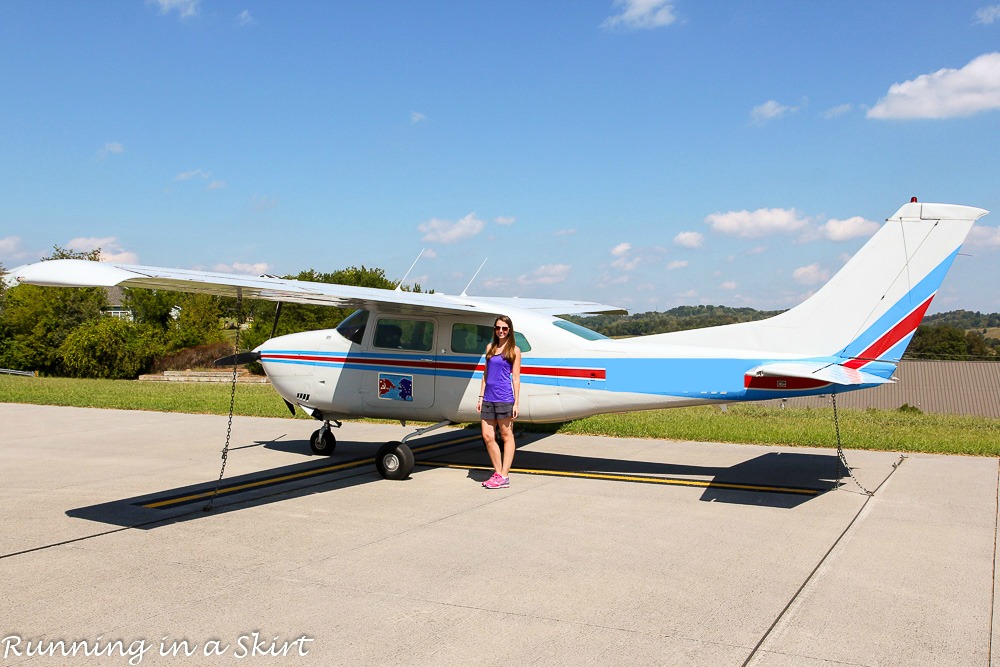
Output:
[310,428,337,456]
[375,441,414,480]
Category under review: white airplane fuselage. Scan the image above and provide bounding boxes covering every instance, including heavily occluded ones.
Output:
[258,307,863,425]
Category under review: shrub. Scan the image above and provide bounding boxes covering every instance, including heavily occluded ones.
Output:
[59,318,164,379]
[152,341,235,372]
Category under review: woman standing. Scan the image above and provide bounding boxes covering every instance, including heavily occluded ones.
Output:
[476,315,521,489]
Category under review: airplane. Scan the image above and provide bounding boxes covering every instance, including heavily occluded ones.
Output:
[7,199,989,481]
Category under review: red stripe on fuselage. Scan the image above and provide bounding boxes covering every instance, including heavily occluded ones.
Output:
[260,354,605,380]
[843,296,933,370]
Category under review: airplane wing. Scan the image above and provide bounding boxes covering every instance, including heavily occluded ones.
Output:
[6,259,626,317]
[746,361,894,386]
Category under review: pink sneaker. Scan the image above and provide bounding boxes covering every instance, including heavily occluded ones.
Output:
[482,473,501,487]
[484,475,509,489]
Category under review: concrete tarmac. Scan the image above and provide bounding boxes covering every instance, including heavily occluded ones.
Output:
[0,403,997,666]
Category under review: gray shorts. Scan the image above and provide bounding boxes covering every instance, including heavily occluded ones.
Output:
[480,401,515,421]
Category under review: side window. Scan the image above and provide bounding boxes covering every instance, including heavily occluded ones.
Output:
[449,323,532,354]
[451,323,493,354]
[336,309,369,345]
[374,318,434,352]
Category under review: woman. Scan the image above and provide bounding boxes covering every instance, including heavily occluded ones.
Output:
[476,314,521,489]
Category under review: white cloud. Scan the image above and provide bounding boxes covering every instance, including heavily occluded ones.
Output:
[207,180,227,190]
[666,259,688,270]
[751,100,798,124]
[823,103,854,119]
[236,9,255,26]
[518,263,571,285]
[968,225,1000,247]
[553,228,577,237]
[705,208,808,237]
[149,0,199,19]
[792,263,830,285]
[868,52,1000,119]
[610,242,631,256]
[411,111,427,123]
[975,5,1000,24]
[0,236,33,263]
[98,142,124,159]
[214,262,271,275]
[0,236,22,254]
[419,213,485,243]
[609,242,643,271]
[481,276,511,290]
[720,281,737,290]
[422,248,438,259]
[673,231,704,248]
[175,169,211,181]
[601,0,677,30]
[495,216,516,226]
[820,216,880,241]
[66,236,139,264]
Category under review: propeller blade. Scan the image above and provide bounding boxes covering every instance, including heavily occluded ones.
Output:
[214,351,262,367]
[283,399,296,417]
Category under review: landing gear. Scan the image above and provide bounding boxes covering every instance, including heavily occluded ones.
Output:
[371,420,454,481]
[310,424,337,456]
[375,441,414,480]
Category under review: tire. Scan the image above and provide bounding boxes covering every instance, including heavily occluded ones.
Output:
[375,441,414,480]
[310,428,337,456]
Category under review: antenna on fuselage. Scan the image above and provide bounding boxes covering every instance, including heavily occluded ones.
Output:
[395,249,425,291]
[461,258,488,297]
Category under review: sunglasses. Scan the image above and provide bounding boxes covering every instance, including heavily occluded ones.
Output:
[494,325,509,332]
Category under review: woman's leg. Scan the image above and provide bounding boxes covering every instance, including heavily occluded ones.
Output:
[481,419,502,473]
[497,417,515,477]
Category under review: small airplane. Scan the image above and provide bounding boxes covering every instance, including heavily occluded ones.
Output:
[7,199,989,480]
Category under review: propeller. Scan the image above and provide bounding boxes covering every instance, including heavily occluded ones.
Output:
[213,351,262,366]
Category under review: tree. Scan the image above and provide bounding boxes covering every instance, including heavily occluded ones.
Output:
[167,293,225,351]
[124,287,181,329]
[0,246,107,375]
[906,324,978,359]
[59,317,164,379]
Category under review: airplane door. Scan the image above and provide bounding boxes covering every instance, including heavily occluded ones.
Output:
[361,315,437,411]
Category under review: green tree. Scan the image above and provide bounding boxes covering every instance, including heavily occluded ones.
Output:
[906,324,972,359]
[168,293,225,351]
[0,247,106,375]
[59,317,164,379]
[124,287,181,329]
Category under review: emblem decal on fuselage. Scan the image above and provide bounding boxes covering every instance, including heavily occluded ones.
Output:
[378,373,413,401]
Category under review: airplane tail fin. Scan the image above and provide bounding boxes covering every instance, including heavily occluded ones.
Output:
[639,201,988,374]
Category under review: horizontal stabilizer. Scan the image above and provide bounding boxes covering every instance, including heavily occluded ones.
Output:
[746,361,894,387]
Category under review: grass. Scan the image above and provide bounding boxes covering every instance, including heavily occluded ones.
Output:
[2,375,998,456]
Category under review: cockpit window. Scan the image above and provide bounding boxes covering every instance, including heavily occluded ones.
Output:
[553,319,608,341]
[336,309,369,345]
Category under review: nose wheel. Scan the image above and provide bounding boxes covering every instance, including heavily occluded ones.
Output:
[375,441,414,480]
[309,425,337,455]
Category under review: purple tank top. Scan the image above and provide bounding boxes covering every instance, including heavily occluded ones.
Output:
[483,353,515,402]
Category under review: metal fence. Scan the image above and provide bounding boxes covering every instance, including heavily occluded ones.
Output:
[766,360,1000,418]
[0,368,36,377]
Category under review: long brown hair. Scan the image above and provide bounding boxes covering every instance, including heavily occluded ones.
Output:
[486,315,516,363]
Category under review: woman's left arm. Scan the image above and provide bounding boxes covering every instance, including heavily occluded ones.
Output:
[512,347,521,419]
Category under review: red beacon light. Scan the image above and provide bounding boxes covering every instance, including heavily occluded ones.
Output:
[911,196,918,202]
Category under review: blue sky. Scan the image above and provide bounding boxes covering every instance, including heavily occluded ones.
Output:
[2,1,1000,314]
